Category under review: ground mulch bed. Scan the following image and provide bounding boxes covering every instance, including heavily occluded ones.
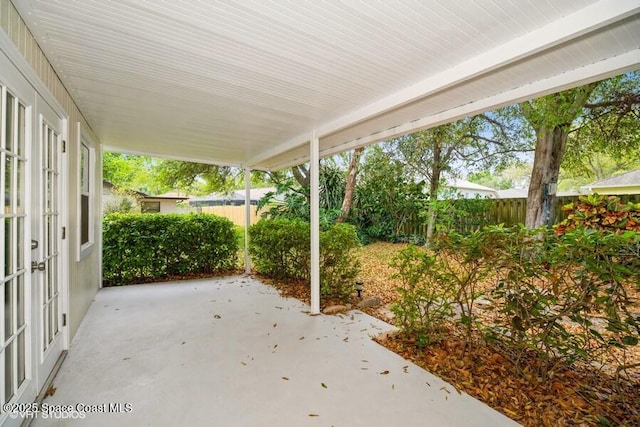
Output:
[259,242,640,426]
[377,332,639,426]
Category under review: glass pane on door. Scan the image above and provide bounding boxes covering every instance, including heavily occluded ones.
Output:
[1,89,29,407]
[40,121,60,353]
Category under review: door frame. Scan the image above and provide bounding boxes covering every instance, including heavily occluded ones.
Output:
[0,26,70,408]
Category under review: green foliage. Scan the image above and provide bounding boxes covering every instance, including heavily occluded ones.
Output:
[248,218,311,280]
[561,72,640,184]
[391,224,640,381]
[389,245,455,344]
[425,197,495,235]
[102,152,170,195]
[352,146,427,241]
[248,219,361,302]
[467,170,513,190]
[258,188,310,223]
[430,230,495,344]
[154,160,237,195]
[103,194,137,214]
[319,223,361,301]
[257,162,346,227]
[103,213,238,286]
[556,194,640,233]
[485,226,640,379]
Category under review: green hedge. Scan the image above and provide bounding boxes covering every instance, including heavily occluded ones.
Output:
[103,213,238,286]
[248,219,360,302]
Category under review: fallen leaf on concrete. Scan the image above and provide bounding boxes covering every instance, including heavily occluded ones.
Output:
[44,385,56,397]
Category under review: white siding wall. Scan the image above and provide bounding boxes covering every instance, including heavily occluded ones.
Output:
[159,200,180,214]
[1,0,102,340]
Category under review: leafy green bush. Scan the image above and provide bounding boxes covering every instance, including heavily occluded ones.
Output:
[320,223,361,301]
[248,219,361,302]
[430,230,495,345]
[420,197,495,236]
[390,224,640,381]
[389,245,455,345]
[484,226,640,379]
[103,213,238,286]
[248,218,310,280]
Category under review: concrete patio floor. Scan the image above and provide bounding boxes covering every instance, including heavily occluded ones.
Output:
[33,276,519,427]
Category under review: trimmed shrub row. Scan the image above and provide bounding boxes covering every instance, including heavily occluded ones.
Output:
[103,213,238,286]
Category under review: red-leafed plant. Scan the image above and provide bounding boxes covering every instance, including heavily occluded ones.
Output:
[555,194,640,234]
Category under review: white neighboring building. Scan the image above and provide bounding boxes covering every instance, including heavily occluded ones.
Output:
[445,180,499,199]
[103,181,189,214]
[583,170,640,195]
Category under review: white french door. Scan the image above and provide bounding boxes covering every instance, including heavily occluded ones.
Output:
[1,49,67,426]
[1,53,36,427]
[32,97,64,390]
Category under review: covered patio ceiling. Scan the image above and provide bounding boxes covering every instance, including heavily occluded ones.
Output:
[15,0,640,171]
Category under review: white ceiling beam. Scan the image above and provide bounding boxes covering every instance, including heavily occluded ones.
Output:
[265,49,640,171]
[248,0,639,168]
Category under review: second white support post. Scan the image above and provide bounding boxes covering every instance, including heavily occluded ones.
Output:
[310,131,320,315]
[244,167,252,274]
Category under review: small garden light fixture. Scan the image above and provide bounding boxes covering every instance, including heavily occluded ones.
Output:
[355,281,364,298]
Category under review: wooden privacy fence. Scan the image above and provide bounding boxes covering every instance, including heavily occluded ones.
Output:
[200,205,260,226]
[402,194,640,236]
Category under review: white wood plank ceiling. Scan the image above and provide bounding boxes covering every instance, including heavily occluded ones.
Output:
[14,0,640,170]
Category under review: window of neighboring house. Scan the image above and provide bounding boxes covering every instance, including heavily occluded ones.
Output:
[141,201,160,213]
[79,132,94,259]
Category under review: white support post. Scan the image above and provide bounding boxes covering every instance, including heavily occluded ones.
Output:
[310,131,321,315]
[244,167,252,274]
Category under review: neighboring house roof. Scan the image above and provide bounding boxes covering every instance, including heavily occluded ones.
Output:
[496,188,528,199]
[102,180,188,200]
[585,170,640,189]
[102,180,147,197]
[153,191,190,201]
[143,194,189,201]
[445,180,499,198]
[189,187,280,205]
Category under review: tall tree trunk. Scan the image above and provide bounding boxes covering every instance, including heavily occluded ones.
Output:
[336,147,364,223]
[522,83,597,228]
[426,140,442,242]
[290,164,311,202]
[525,126,569,228]
[291,164,310,187]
